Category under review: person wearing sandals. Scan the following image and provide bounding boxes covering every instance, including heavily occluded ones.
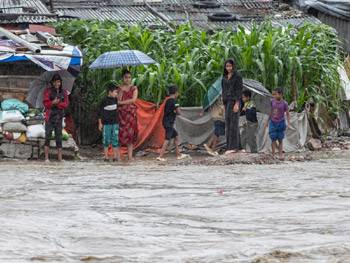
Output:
[264,88,291,160]
[157,85,189,162]
[203,96,225,156]
[98,83,120,162]
[222,59,243,154]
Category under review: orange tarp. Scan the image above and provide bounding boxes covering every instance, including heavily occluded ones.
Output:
[112,98,167,155]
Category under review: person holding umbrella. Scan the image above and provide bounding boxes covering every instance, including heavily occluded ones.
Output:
[89,50,156,161]
[43,74,69,162]
[222,59,243,154]
[118,70,138,161]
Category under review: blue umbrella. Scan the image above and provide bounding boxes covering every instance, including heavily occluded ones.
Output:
[89,50,156,69]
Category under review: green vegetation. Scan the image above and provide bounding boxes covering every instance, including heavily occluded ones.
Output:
[56,20,343,114]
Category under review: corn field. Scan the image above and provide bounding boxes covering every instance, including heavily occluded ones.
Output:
[56,20,344,114]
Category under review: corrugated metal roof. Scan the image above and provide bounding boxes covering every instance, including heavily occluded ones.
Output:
[0,0,320,28]
[49,0,319,29]
[55,5,166,26]
[0,0,56,24]
[151,1,319,30]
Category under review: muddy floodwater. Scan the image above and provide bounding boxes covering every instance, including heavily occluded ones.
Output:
[1,153,350,263]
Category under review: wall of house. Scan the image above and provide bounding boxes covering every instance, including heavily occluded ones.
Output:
[316,12,350,54]
[0,62,44,101]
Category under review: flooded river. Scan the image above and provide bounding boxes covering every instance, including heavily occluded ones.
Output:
[1,154,350,262]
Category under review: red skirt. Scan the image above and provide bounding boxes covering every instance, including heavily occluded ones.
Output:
[118,104,138,146]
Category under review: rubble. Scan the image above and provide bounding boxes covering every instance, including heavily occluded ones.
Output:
[307,138,322,151]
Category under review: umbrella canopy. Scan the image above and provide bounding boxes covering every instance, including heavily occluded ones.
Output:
[89,50,156,69]
[244,79,272,115]
[203,77,272,114]
[203,77,222,111]
[26,70,76,108]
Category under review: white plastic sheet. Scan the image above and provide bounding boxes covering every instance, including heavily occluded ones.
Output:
[339,66,350,101]
[175,107,310,153]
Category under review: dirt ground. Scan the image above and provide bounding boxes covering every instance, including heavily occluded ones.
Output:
[76,136,350,166]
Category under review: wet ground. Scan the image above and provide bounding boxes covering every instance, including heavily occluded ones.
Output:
[1,153,350,263]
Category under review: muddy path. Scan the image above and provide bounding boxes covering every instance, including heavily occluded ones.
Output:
[0,153,350,262]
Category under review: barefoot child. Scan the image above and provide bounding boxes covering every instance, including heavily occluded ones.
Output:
[241,90,258,153]
[98,84,120,162]
[157,86,189,161]
[264,88,291,160]
[203,96,225,156]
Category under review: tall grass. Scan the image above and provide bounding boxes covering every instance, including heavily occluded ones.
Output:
[56,20,344,114]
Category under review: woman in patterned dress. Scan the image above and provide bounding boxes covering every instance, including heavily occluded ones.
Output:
[118,70,138,161]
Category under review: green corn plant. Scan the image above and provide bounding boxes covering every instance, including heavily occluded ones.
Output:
[55,20,344,116]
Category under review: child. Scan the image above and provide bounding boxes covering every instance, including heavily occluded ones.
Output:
[98,83,120,162]
[157,85,189,161]
[265,88,291,160]
[203,96,225,156]
[241,90,258,153]
[43,74,69,162]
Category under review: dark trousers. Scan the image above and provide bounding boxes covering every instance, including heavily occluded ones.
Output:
[225,101,240,151]
[45,119,63,148]
[241,121,258,153]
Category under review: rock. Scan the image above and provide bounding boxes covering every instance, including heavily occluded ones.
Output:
[289,155,296,161]
[307,138,322,151]
[49,137,79,152]
[341,129,350,137]
[135,150,148,157]
[0,142,33,159]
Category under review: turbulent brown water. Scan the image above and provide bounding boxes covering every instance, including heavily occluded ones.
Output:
[0,154,350,262]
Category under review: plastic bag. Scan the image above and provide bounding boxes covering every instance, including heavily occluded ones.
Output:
[3,122,27,132]
[3,131,13,140]
[1,99,29,114]
[24,115,45,126]
[26,124,45,138]
[13,132,21,140]
[62,129,69,141]
[18,133,27,143]
[51,129,69,141]
[0,110,24,123]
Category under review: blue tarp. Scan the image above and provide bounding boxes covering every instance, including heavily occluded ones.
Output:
[0,40,82,71]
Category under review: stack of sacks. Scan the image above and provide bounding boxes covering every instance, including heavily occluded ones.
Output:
[0,98,70,144]
[25,109,46,140]
[0,99,28,143]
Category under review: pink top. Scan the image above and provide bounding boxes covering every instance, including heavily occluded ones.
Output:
[271,99,288,123]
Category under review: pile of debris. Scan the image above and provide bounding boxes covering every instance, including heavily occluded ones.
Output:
[191,152,314,166]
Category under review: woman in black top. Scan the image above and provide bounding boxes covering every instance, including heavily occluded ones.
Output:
[221,59,243,153]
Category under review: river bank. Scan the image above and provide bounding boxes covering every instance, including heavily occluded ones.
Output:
[71,136,350,166]
[0,152,349,262]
